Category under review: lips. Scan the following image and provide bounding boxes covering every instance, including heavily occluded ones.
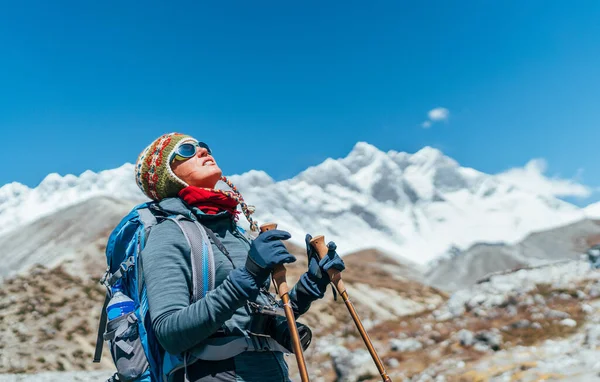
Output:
[202,158,215,167]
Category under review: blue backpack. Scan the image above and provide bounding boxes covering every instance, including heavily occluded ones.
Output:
[93,199,215,382]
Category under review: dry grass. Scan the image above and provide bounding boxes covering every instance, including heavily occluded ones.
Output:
[0,264,112,373]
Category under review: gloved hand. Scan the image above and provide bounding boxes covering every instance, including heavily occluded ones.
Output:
[229,229,296,299]
[298,233,345,298]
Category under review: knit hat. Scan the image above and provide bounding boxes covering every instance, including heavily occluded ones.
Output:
[135,132,195,201]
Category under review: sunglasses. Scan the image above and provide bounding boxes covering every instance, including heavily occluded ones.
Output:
[171,141,212,163]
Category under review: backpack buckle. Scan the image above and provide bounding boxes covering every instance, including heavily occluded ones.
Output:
[99,267,110,287]
[248,302,285,317]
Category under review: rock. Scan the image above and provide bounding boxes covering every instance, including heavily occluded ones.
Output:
[474,330,502,351]
[528,305,541,313]
[446,296,467,317]
[458,329,474,346]
[546,309,570,319]
[533,294,546,305]
[588,284,600,298]
[581,304,594,314]
[560,318,577,327]
[585,325,600,348]
[474,343,490,352]
[434,311,453,322]
[507,305,518,316]
[531,312,545,320]
[510,319,531,329]
[428,330,442,343]
[331,347,378,382]
[386,358,400,368]
[558,293,572,300]
[390,338,423,352]
[577,290,587,299]
[520,295,535,306]
[531,322,543,330]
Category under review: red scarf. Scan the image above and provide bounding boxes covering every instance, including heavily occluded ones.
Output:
[178,186,240,217]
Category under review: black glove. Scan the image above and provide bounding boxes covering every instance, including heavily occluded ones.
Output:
[245,229,296,285]
[230,229,296,299]
[299,234,346,297]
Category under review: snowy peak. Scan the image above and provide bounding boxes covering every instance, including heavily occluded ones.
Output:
[0,164,145,235]
[0,142,591,265]
[409,146,456,169]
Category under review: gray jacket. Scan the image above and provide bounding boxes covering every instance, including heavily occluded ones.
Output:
[140,198,318,357]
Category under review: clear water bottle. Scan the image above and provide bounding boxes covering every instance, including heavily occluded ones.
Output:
[106,281,135,320]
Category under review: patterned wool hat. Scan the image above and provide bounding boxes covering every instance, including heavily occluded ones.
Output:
[135,132,195,201]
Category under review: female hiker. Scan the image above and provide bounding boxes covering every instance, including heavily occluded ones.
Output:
[134,132,345,382]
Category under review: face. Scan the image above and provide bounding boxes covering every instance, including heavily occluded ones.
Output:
[171,141,222,188]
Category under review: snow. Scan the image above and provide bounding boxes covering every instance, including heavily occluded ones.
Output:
[0,143,596,265]
[0,164,146,236]
[585,201,600,218]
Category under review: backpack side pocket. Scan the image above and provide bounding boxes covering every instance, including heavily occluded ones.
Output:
[104,312,149,381]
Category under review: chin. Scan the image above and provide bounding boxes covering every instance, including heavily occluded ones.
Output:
[197,167,222,188]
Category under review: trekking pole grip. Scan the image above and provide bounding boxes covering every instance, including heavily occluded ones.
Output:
[258,223,289,294]
[309,235,346,295]
[259,223,310,382]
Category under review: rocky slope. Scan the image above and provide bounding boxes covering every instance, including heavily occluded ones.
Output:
[2,223,599,381]
[0,196,136,282]
[427,219,600,291]
[305,260,600,382]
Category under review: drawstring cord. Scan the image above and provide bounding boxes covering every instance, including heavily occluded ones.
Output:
[219,176,258,232]
[191,176,259,232]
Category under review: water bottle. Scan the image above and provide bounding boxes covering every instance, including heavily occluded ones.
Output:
[106,281,135,321]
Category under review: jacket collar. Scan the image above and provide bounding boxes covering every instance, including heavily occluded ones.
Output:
[157,197,231,222]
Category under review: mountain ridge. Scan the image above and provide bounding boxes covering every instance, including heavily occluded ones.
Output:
[0,142,595,265]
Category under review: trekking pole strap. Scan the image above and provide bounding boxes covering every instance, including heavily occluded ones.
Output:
[93,294,111,363]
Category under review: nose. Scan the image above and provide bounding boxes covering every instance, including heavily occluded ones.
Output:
[196,146,209,157]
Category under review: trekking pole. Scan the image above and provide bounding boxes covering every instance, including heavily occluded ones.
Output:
[260,223,310,382]
[310,235,392,382]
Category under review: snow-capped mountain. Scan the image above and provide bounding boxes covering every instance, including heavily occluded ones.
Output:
[0,164,145,236]
[0,142,591,264]
[227,143,587,263]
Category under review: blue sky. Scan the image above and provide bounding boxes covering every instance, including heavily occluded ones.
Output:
[1,1,600,205]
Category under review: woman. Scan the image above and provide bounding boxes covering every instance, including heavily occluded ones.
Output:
[135,132,345,381]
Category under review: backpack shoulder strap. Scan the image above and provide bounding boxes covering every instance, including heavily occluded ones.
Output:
[137,207,158,232]
[166,216,216,302]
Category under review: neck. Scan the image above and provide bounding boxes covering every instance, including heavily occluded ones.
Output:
[178,186,239,216]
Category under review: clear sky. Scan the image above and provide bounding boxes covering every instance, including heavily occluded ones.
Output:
[1,1,599,205]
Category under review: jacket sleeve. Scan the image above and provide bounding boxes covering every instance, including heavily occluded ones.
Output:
[141,220,251,354]
[286,275,325,318]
